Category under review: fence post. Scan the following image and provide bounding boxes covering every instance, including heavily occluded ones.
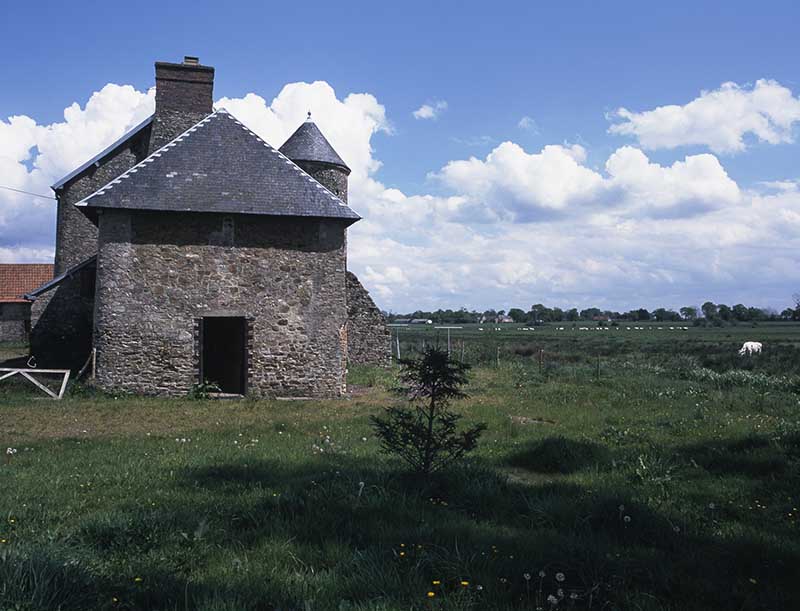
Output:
[496,345,500,368]
[396,334,401,361]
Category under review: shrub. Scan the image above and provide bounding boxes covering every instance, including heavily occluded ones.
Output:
[370,347,486,475]
[188,380,221,399]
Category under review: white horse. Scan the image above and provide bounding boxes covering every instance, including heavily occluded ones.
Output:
[738,341,763,356]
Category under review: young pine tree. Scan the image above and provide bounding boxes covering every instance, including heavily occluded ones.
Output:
[371,347,487,475]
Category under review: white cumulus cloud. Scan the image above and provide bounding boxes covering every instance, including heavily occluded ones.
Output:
[609,79,800,153]
[0,84,154,255]
[431,141,739,221]
[412,100,448,120]
[517,116,538,132]
[2,77,798,313]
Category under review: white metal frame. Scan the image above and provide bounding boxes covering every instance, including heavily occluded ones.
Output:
[0,368,71,399]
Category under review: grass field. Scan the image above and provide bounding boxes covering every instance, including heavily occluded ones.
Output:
[1,327,799,610]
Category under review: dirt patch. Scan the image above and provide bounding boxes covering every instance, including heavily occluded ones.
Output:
[510,415,556,425]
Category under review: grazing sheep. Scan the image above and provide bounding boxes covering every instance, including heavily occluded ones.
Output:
[738,341,763,356]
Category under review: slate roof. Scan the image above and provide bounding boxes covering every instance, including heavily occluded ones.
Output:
[0,264,54,302]
[279,119,350,173]
[75,110,360,224]
[24,256,95,300]
[52,115,153,190]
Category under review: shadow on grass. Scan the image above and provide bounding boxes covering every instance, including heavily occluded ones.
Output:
[3,451,800,610]
[682,433,794,477]
[504,436,612,474]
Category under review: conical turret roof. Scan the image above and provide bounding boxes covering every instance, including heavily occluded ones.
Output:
[279,116,350,173]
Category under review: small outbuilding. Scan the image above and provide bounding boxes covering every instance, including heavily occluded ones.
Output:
[0,264,53,343]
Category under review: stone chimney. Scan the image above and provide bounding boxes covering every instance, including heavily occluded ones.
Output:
[150,56,214,150]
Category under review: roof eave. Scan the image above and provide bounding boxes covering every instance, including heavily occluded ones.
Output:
[24,255,97,300]
[77,201,360,225]
[51,115,154,191]
[291,157,351,175]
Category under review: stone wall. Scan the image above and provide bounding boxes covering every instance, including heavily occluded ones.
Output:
[54,131,150,275]
[35,126,151,369]
[0,302,31,343]
[346,271,390,366]
[94,210,349,397]
[29,267,95,369]
[297,161,349,201]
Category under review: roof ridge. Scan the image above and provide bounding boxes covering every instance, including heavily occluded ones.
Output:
[221,112,350,208]
[75,110,223,208]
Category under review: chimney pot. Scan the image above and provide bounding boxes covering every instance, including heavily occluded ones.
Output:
[183,55,200,65]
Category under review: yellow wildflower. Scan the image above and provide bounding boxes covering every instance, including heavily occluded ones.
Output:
[427,591,435,598]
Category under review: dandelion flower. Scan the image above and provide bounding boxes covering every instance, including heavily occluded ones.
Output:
[539,570,546,578]
[427,591,435,598]
[523,573,531,581]
[432,580,441,585]
[461,580,469,586]
[556,572,565,582]
[624,515,631,523]
[134,577,143,583]
[547,594,558,605]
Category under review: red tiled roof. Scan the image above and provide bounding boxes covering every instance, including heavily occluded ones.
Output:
[0,264,54,302]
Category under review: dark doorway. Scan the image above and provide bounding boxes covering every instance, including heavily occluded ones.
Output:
[201,317,246,394]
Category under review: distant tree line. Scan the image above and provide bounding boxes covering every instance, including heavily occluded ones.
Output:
[386,297,800,325]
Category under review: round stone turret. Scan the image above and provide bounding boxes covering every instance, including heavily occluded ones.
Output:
[279,115,351,202]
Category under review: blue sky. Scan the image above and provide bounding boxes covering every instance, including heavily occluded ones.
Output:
[2,1,800,312]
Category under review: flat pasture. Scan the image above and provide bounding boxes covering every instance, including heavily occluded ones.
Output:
[1,327,799,610]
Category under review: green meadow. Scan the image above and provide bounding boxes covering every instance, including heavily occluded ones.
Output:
[1,326,799,610]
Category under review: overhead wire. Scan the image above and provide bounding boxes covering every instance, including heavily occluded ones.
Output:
[0,185,56,200]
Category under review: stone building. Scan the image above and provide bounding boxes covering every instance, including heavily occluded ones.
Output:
[28,57,389,396]
[0,264,53,343]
